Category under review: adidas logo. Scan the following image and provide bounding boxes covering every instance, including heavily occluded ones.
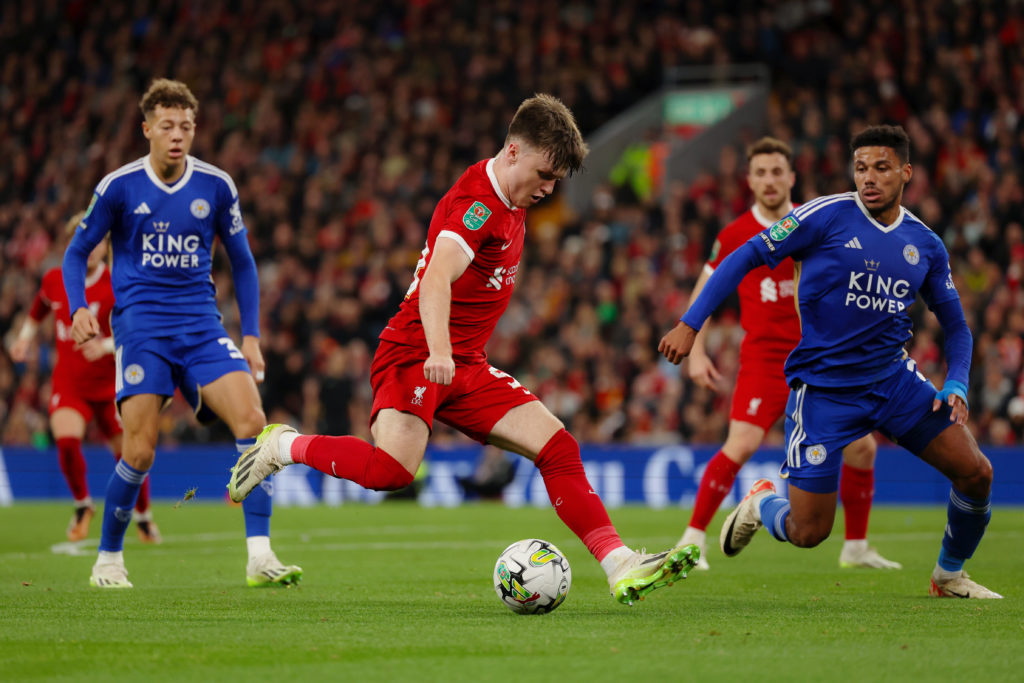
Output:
[844,237,863,249]
[133,202,152,215]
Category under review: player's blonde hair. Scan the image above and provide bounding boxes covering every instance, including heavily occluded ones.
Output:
[746,136,793,165]
[139,78,199,118]
[64,210,87,236]
[506,94,588,175]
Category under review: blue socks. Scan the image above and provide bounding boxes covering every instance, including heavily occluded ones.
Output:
[237,438,272,538]
[98,460,148,552]
[759,494,791,542]
[96,438,276,554]
[937,488,991,572]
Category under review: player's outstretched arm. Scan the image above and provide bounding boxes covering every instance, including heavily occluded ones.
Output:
[419,237,471,386]
[683,267,724,390]
[660,240,762,367]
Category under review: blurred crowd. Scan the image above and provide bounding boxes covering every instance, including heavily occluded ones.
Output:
[2,0,1023,449]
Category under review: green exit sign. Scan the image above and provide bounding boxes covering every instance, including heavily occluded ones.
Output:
[664,91,736,125]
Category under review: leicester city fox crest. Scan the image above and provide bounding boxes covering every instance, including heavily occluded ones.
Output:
[903,244,920,265]
[805,444,827,465]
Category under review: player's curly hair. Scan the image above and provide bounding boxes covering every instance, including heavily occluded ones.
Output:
[139,78,199,118]
[506,94,588,176]
[746,136,793,165]
[851,125,911,164]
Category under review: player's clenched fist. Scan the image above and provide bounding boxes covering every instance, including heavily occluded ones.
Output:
[423,354,455,385]
[658,321,698,365]
[70,308,100,345]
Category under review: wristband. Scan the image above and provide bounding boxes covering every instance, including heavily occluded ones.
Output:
[935,380,969,410]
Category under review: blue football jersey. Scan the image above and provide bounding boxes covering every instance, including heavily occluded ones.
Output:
[750,191,960,387]
[67,155,251,338]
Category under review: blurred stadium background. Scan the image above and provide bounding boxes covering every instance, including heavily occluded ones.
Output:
[2,0,1023,505]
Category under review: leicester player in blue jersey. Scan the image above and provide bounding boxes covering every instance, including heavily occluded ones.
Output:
[660,125,1000,598]
[63,79,301,588]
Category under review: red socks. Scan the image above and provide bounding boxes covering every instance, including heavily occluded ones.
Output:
[689,451,742,531]
[289,428,626,562]
[535,429,622,562]
[56,437,89,501]
[840,462,873,540]
[291,435,414,491]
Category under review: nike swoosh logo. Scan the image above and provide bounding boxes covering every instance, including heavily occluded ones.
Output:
[500,240,513,250]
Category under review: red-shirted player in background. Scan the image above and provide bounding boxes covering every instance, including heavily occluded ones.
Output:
[9,212,160,544]
[229,94,699,605]
[677,137,898,570]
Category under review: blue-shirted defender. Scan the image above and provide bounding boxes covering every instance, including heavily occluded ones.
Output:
[660,125,999,599]
[63,78,301,588]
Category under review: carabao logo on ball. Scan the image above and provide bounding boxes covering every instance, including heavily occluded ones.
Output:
[768,216,799,241]
[462,201,492,231]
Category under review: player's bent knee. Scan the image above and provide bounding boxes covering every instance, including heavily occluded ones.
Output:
[787,525,830,548]
[362,448,416,491]
[727,448,758,465]
[535,429,583,475]
[122,446,156,471]
[232,408,267,439]
[955,453,993,498]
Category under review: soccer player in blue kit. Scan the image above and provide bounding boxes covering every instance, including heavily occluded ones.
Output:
[64,79,301,588]
[659,125,1000,598]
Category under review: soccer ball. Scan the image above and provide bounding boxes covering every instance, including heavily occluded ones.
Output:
[493,539,571,614]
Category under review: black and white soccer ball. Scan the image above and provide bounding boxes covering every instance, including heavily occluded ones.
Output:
[493,539,571,614]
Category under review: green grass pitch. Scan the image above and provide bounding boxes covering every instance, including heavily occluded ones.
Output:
[1,501,1022,681]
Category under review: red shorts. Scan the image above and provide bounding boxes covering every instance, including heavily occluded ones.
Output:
[49,390,123,439]
[370,341,538,443]
[729,363,790,431]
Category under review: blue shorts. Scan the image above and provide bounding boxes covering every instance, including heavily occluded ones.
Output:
[114,326,250,420]
[782,359,954,494]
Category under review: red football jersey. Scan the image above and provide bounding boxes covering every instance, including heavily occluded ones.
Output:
[706,204,801,367]
[380,159,525,363]
[29,264,116,400]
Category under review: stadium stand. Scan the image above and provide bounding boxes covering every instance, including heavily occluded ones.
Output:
[1,0,1022,448]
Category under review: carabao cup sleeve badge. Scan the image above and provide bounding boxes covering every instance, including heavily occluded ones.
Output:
[462,201,492,231]
[768,216,799,241]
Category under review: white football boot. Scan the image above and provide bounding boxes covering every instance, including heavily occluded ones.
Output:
[839,541,902,569]
[720,478,776,557]
[246,551,303,587]
[90,557,133,588]
[929,568,1002,599]
[608,545,699,605]
[228,424,296,502]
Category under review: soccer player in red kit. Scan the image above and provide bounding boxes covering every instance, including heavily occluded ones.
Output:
[677,137,898,570]
[230,94,698,605]
[9,212,159,543]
